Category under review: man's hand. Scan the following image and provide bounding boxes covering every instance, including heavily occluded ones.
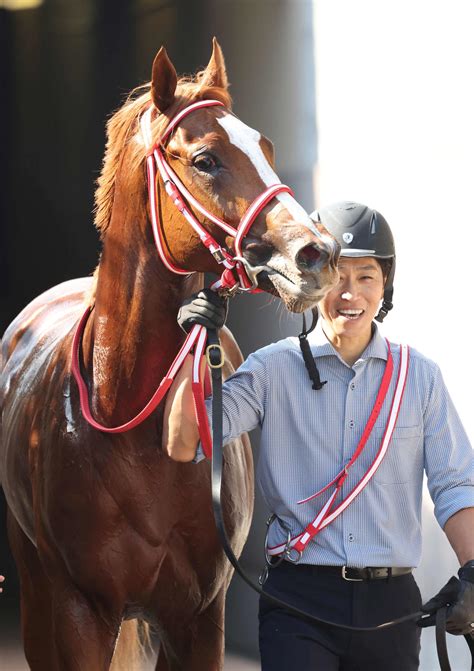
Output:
[177,289,228,334]
[446,560,474,635]
[419,561,474,635]
[418,576,460,629]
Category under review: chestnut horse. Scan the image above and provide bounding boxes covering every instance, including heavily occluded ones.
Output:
[0,41,339,670]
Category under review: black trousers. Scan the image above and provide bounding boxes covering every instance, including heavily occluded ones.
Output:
[259,562,421,670]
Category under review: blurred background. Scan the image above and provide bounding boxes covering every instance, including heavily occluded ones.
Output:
[0,0,472,668]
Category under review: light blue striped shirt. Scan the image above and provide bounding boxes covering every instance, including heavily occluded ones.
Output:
[196,324,473,567]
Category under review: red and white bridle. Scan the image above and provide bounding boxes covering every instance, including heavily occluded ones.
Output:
[140,98,294,293]
[73,99,293,449]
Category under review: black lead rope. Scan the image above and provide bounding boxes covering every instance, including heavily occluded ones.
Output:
[434,608,474,671]
[206,328,471,669]
[299,309,326,390]
[436,608,451,671]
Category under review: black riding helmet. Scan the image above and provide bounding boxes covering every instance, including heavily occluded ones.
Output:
[311,201,396,322]
[299,201,396,391]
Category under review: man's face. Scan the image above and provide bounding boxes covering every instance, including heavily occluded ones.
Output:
[319,256,385,342]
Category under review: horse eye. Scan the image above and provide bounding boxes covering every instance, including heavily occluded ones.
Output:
[192,153,219,174]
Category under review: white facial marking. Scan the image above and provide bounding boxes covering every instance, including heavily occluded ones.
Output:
[217,113,320,237]
[217,114,277,184]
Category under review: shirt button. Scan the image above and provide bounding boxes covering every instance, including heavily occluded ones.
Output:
[349,419,355,428]
[348,533,354,542]
[350,382,355,390]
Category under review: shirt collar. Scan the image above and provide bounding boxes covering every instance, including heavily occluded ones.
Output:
[307,320,388,364]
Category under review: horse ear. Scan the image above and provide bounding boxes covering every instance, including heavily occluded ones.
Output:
[151,46,177,112]
[200,37,229,91]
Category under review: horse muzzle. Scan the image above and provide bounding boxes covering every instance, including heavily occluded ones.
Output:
[240,223,340,312]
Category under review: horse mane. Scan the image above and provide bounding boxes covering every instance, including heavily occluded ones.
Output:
[94,71,233,238]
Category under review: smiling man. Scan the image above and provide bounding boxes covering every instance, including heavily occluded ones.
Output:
[164,201,474,670]
[318,255,387,365]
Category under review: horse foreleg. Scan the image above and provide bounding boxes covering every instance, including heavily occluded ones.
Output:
[50,580,122,671]
[155,590,226,671]
[7,510,57,671]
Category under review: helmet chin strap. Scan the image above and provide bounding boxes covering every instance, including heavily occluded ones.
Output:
[375,296,393,323]
[298,308,327,391]
[375,275,394,322]
[375,258,395,323]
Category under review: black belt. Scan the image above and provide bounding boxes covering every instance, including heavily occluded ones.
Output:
[310,565,413,581]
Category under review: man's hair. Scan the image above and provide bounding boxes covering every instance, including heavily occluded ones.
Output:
[377,258,393,283]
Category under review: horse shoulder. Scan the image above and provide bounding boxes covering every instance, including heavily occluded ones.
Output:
[2,277,94,361]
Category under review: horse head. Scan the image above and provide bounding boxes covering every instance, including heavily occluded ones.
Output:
[136,39,339,313]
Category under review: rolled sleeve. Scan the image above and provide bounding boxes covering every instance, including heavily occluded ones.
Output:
[193,352,268,462]
[423,365,474,528]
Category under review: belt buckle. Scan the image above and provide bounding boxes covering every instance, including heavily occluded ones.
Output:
[342,566,364,581]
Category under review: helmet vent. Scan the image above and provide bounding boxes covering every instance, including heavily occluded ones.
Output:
[370,212,378,234]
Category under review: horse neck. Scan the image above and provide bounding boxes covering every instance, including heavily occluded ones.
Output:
[86,153,202,426]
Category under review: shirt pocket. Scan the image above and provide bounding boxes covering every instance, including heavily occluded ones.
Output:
[372,425,423,484]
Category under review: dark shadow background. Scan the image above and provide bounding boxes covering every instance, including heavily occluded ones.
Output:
[0,0,317,661]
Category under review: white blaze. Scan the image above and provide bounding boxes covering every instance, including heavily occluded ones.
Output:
[217,113,323,238]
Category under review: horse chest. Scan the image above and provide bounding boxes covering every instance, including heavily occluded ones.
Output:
[54,436,210,539]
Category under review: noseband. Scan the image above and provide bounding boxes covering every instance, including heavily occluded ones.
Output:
[140,99,293,294]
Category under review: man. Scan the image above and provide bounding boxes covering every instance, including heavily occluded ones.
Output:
[163,201,474,669]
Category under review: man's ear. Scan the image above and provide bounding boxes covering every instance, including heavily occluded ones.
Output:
[199,37,229,91]
[151,46,177,112]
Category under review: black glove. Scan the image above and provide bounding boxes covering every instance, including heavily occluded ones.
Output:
[446,560,474,635]
[418,576,461,629]
[419,561,474,636]
[177,289,228,334]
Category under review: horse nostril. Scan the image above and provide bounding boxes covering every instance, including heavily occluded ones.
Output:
[241,240,273,266]
[296,244,327,271]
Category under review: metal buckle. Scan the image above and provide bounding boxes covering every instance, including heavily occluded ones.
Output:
[259,515,293,585]
[342,566,365,581]
[205,344,225,369]
[211,247,227,264]
[232,256,265,291]
[285,547,302,563]
[258,566,270,586]
[263,515,290,568]
[218,283,241,298]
